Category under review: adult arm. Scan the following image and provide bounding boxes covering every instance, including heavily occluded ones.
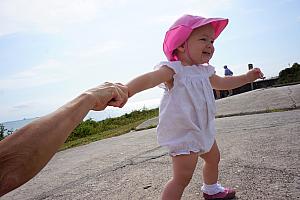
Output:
[210,68,264,90]
[0,83,128,196]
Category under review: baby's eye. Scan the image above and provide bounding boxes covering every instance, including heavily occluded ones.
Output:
[199,38,207,41]
[211,40,215,44]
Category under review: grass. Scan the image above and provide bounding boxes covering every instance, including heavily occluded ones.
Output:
[60,108,158,151]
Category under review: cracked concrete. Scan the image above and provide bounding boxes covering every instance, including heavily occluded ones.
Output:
[2,84,300,200]
[287,86,297,108]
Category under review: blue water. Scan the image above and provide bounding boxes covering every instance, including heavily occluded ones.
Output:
[1,99,160,136]
[2,118,38,135]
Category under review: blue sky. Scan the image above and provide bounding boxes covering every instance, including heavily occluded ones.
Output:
[0,0,299,122]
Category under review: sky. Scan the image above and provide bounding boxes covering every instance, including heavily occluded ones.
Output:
[0,0,300,122]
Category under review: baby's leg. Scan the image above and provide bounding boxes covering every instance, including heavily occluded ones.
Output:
[200,140,220,184]
[161,152,198,200]
[200,141,236,198]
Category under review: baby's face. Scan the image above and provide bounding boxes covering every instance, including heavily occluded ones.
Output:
[186,24,215,65]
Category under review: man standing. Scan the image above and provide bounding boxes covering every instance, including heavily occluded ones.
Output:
[224,65,234,96]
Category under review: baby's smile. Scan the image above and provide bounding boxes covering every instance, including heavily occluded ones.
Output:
[202,51,211,56]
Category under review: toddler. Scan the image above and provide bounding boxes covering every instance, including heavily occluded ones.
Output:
[125,14,264,200]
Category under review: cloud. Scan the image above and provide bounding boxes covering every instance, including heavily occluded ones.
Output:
[186,0,234,14]
[64,40,123,59]
[146,0,234,26]
[0,0,100,36]
[0,38,125,93]
[0,0,235,36]
[238,8,264,15]
[0,59,68,90]
[12,104,32,110]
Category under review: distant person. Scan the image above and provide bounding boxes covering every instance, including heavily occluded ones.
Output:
[124,14,264,200]
[224,65,234,96]
[224,65,233,76]
[0,82,128,197]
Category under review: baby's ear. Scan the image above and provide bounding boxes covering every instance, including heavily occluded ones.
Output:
[176,44,185,53]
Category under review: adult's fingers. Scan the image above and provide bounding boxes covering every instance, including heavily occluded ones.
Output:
[114,83,129,107]
[108,84,128,108]
[88,82,119,111]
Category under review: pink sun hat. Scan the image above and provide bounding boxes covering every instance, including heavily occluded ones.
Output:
[163,14,229,61]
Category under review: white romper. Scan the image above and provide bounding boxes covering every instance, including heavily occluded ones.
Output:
[155,61,217,156]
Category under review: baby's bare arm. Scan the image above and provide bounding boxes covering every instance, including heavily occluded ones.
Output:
[210,68,264,90]
[210,74,249,90]
[126,66,174,97]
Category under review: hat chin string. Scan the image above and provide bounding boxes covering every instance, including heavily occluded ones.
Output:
[184,41,197,65]
[184,41,210,65]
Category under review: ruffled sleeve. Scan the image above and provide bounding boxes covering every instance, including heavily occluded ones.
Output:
[154,61,182,73]
[153,61,182,90]
[206,64,216,77]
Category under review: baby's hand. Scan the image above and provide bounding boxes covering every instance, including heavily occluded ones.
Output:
[246,68,265,82]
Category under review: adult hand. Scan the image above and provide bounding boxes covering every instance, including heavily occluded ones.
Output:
[84,82,128,111]
[0,82,129,197]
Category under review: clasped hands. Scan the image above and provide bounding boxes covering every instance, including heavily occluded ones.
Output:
[84,82,129,111]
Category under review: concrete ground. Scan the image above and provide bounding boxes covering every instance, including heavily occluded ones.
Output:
[2,84,300,200]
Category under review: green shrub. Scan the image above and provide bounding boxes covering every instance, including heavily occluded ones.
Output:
[65,108,158,143]
[277,63,300,84]
[0,123,6,141]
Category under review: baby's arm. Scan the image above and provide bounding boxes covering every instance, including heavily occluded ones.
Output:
[210,68,264,90]
[126,66,175,97]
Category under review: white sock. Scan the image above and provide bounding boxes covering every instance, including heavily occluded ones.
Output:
[201,183,225,195]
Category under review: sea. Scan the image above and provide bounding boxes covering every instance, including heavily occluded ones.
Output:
[1,99,160,136]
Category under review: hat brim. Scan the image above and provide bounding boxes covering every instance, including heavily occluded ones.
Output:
[191,18,228,39]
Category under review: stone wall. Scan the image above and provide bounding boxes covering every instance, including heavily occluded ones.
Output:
[214,77,279,99]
